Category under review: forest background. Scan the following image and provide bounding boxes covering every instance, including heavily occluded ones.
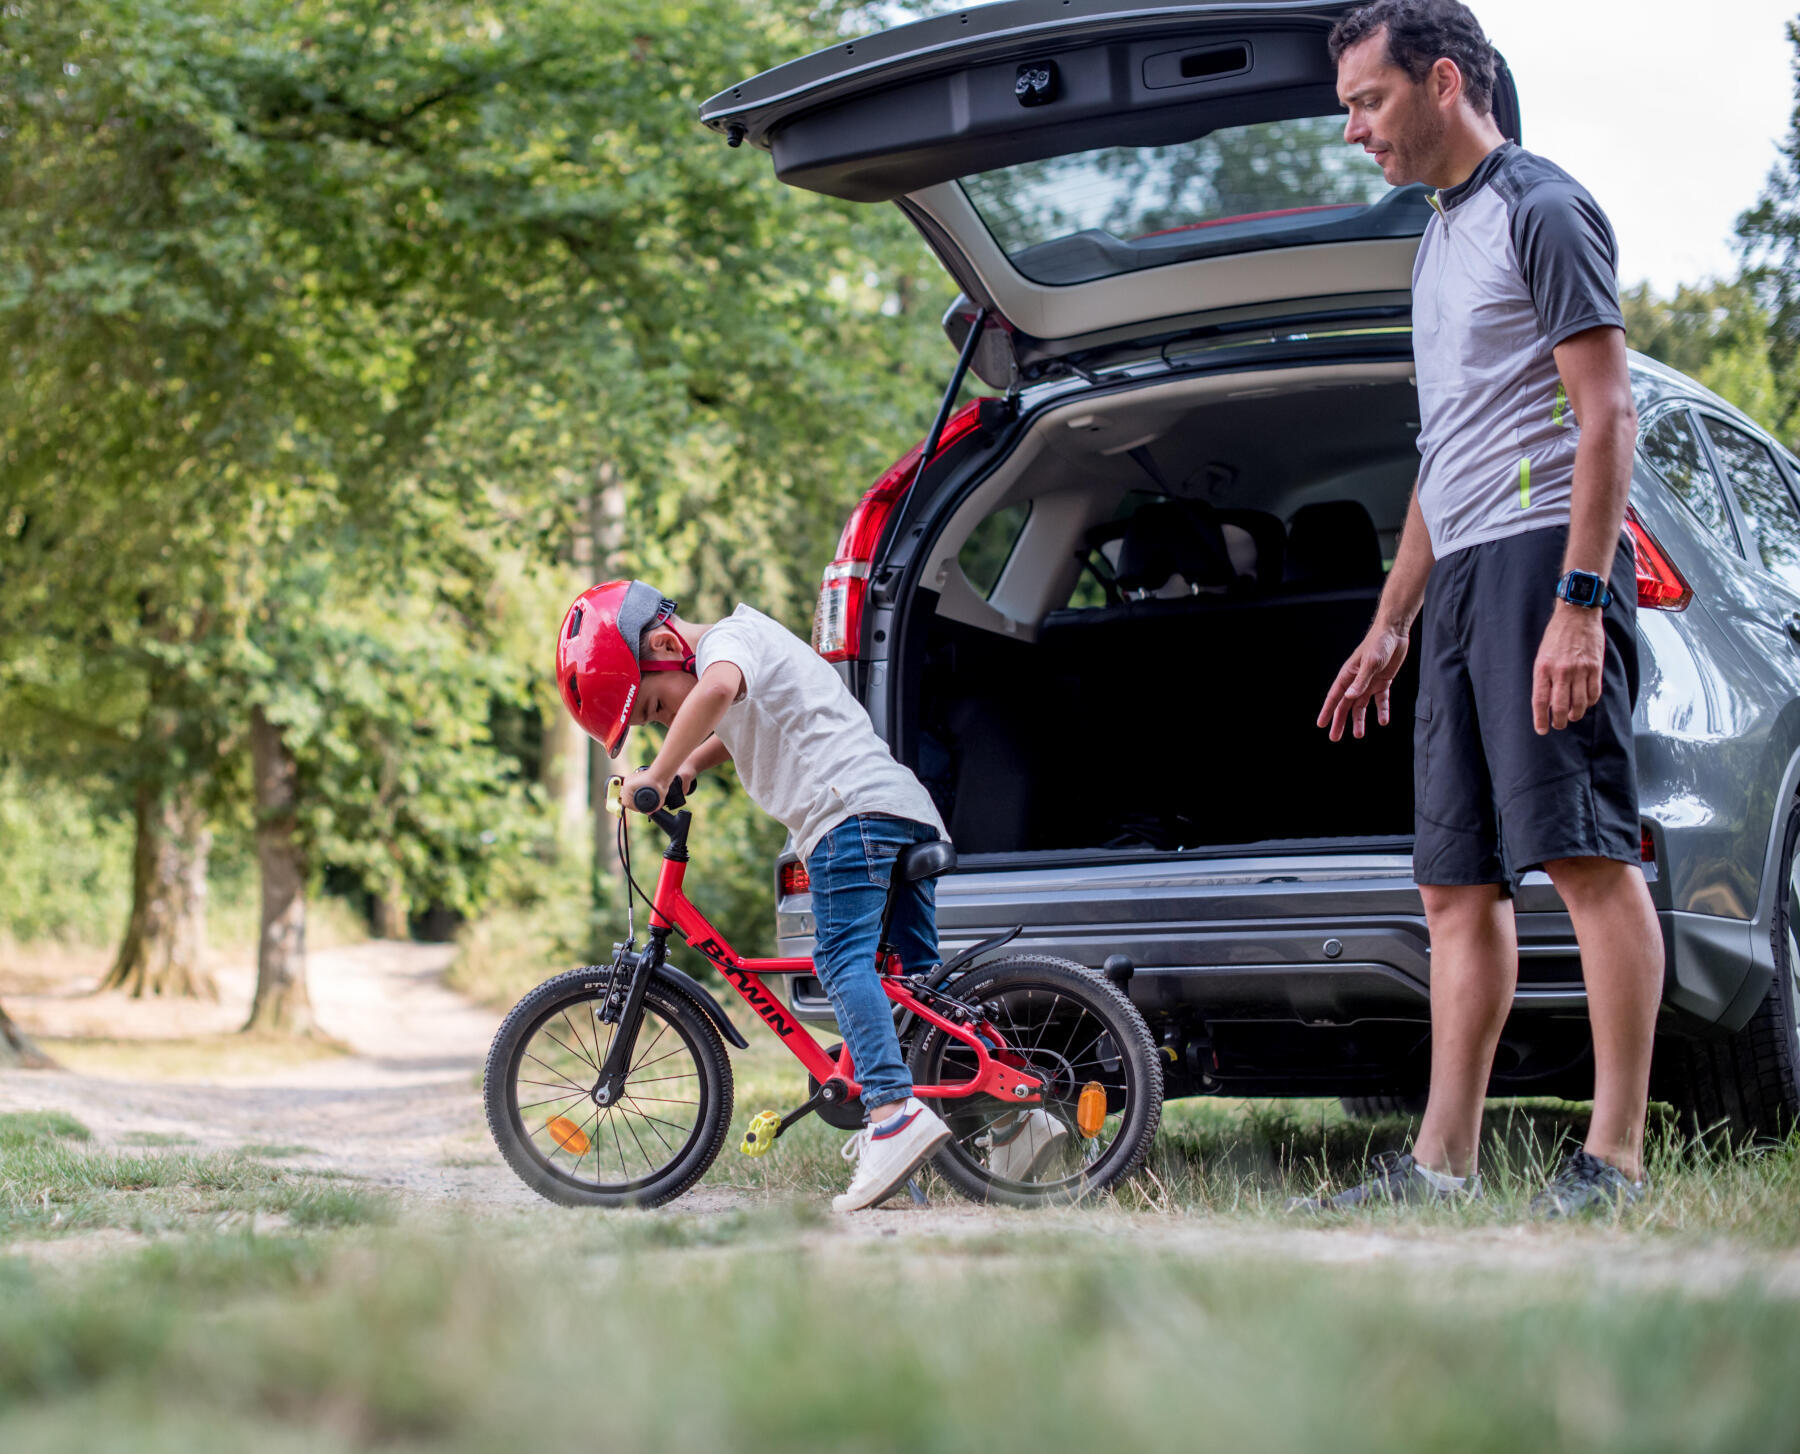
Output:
[8,0,1800,1053]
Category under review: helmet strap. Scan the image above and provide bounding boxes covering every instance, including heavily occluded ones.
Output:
[639,623,697,676]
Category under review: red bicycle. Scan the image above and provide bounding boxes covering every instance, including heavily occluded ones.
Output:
[485,777,1162,1208]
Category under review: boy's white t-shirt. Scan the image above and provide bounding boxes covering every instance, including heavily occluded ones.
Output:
[694,605,946,865]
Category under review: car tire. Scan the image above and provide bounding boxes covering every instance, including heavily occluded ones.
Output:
[1662,794,1800,1143]
[1339,1093,1429,1119]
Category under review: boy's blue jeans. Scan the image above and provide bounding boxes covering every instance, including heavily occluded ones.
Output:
[805,814,941,1113]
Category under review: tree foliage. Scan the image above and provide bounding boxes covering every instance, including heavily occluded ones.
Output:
[1,0,955,987]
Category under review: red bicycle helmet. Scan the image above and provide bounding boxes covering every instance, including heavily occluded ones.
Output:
[556,580,695,755]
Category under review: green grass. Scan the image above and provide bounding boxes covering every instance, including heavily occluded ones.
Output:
[0,1223,1797,1452]
[688,1032,1800,1242]
[0,1113,390,1240]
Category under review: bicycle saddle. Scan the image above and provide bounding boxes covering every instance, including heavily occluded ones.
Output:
[895,840,957,882]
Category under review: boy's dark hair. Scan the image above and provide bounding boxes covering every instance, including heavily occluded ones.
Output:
[1328,0,1497,116]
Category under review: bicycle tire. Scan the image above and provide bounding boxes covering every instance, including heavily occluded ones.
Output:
[485,968,733,1208]
[907,954,1161,1208]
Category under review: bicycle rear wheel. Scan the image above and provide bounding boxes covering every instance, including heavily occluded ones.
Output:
[485,968,733,1208]
[907,954,1161,1207]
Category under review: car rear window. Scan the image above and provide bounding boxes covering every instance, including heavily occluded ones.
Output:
[958,115,1419,287]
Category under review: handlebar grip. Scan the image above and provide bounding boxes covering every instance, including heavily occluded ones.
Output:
[631,777,688,813]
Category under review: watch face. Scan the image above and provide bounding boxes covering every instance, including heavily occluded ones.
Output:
[1562,572,1603,606]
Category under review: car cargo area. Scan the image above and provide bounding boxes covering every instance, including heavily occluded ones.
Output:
[901,363,1426,856]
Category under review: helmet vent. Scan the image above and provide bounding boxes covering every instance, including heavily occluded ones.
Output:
[567,605,584,639]
[566,673,582,711]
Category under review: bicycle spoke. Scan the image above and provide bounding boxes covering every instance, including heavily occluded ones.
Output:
[524,1053,588,1094]
[561,1010,601,1072]
[619,1097,696,1135]
[629,1020,672,1073]
[617,1101,656,1171]
[519,1090,591,1113]
[621,1099,677,1155]
[544,1027,598,1075]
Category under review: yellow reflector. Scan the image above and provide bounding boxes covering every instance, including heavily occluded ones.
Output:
[546,1116,591,1154]
[1076,1081,1107,1139]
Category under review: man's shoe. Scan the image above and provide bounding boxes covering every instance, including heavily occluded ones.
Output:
[981,1108,1069,1182]
[1530,1149,1646,1219]
[832,1098,951,1213]
[1287,1151,1483,1213]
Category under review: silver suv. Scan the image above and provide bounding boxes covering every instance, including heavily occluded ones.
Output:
[702,0,1800,1139]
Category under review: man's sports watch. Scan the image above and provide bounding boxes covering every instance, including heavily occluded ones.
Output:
[1555,569,1613,608]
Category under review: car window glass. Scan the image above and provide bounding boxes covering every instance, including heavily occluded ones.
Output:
[958,503,1031,599]
[1639,411,1736,550]
[1702,416,1800,591]
[959,115,1403,287]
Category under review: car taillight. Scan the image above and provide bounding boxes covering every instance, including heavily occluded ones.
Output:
[1626,508,1692,611]
[813,398,992,661]
[1640,825,1656,864]
[778,861,811,897]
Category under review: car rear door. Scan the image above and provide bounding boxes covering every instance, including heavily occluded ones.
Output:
[701,0,1520,380]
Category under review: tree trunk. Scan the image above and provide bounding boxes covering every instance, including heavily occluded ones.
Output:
[102,780,217,999]
[243,706,314,1034]
[540,705,590,848]
[585,463,626,901]
[0,998,54,1069]
[372,870,409,940]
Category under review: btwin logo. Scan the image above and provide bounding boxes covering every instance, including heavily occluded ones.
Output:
[692,936,796,1039]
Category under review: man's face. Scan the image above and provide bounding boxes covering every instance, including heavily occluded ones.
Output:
[1336,29,1447,188]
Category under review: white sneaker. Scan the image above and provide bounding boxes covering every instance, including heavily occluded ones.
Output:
[832,1098,951,1213]
[982,1109,1069,1182]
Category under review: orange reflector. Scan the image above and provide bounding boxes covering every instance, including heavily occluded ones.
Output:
[1076,1081,1107,1139]
[545,1116,590,1154]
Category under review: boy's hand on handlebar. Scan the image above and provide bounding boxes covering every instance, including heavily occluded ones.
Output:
[620,767,669,814]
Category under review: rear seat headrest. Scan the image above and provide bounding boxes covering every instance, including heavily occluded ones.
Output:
[1284,501,1384,590]
[1113,500,1240,596]
[1215,509,1285,591]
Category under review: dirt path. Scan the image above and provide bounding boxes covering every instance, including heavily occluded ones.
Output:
[0,940,542,1210]
[6,945,1800,1293]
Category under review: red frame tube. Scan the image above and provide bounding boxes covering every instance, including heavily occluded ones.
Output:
[647,854,1039,1103]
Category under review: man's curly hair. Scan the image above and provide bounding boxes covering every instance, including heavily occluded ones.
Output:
[1328,0,1498,116]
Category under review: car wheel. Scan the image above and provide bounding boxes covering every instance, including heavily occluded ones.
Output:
[1663,794,1800,1143]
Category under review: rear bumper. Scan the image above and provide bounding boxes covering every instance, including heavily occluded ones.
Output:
[774,850,1756,1035]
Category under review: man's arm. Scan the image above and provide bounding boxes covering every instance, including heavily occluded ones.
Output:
[1318,481,1435,741]
[1533,324,1637,734]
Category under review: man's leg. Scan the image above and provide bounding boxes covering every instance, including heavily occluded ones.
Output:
[1543,856,1663,1181]
[1411,882,1518,1178]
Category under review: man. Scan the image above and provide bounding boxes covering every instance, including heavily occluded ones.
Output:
[1306,0,1663,1215]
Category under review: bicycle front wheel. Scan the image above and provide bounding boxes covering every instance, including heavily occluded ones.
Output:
[908,954,1161,1208]
[485,968,733,1208]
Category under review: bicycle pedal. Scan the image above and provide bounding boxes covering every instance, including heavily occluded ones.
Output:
[739,1110,782,1158]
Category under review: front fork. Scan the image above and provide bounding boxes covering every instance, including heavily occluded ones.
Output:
[590,928,668,1107]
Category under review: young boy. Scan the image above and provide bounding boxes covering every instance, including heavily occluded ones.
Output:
[556,578,952,1211]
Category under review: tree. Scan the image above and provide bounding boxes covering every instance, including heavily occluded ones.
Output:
[1734,17,1800,444]
[2,0,957,1003]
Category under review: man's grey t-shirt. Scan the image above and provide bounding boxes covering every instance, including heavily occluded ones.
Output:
[1412,143,1625,556]
[695,605,946,865]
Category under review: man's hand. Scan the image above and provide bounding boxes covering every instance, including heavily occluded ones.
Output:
[1319,623,1411,741]
[1532,603,1605,733]
[620,766,671,813]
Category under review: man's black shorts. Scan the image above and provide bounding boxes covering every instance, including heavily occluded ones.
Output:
[1412,525,1640,894]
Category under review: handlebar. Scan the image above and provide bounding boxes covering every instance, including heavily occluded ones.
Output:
[631,776,687,814]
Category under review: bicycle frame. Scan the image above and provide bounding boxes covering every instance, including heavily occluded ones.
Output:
[646,849,1042,1106]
